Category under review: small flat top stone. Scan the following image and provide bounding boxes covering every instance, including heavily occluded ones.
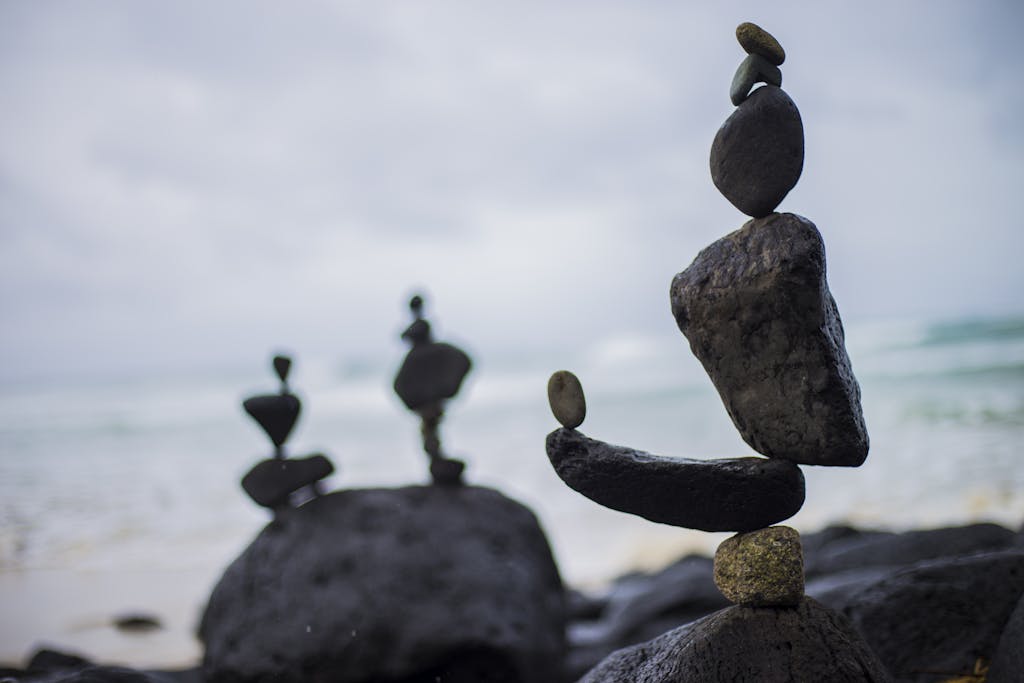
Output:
[736,22,785,66]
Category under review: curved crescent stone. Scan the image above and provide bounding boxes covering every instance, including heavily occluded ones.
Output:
[546,428,805,532]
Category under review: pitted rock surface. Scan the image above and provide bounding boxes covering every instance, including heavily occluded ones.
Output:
[671,212,868,467]
[546,428,805,532]
[582,597,890,683]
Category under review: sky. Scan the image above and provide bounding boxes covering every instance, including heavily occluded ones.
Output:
[1,1,1023,383]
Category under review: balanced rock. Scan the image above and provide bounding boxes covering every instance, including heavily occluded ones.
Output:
[582,597,890,683]
[242,394,301,448]
[394,341,472,411]
[736,22,786,66]
[546,428,805,532]
[710,85,803,217]
[730,53,782,106]
[200,486,566,683]
[547,370,586,429]
[241,454,334,508]
[714,526,804,606]
[272,355,292,384]
[429,456,466,486]
[670,212,869,467]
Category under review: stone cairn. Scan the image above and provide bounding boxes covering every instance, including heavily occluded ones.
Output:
[547,22,869,611]
[394,294,473,486]
[239,354,335,515]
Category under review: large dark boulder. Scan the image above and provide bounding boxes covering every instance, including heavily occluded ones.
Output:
[582,597,890,682]
[835,549,1024,682]
[710,85,803,217]
[546,428,805,532]
[804,522,1017,578]
[988,592,1024,683]
[670,212,868,467]
[199,486,565,683]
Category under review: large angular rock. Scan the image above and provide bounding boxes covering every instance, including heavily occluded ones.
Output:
[670,212,868,466]
[546,428,805,532]
[834,550,1024,682]
[200,486,565,683]
[710,85,803,217]
[582,597,890,682]
[393,342,472,411]
[988,592,1024,683]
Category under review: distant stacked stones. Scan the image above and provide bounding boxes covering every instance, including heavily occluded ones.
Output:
[394,295,473,486]
[548,22,881,681]
[239,355,334,515]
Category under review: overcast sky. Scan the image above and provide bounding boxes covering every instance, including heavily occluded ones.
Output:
[2,1,1022,382]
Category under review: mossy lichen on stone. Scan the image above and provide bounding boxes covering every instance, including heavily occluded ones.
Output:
[713,525,804,606]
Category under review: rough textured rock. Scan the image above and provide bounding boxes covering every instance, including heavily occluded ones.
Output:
[200,486,565,683]
[736,22,785,66]
[582,597,890,682]
[714,526,804,606]
[988,591,1024,683]
[242,394,301,448]
[546,428,805,532]
[567,555,728,680]
[670,212,868,466]
[241,454,334,508]
[547,370,586,429]
[710,85,803,217]
[835,550,1024,682]
[730,54,782,106]
[803,522,1017,578]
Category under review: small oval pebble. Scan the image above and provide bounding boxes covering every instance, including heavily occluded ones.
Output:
[548,370,586,429]
[736,22,785,66]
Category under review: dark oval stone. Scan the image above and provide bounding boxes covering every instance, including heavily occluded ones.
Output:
[710,85,803,218]
[545,428,805,532]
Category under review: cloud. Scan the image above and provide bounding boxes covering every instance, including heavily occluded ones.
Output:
[0,1,1022,381]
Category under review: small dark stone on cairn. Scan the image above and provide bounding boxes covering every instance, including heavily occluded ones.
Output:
[710,85,804,217]
[730,53,782,106]
[736,22,786,66]
[272,355,292,384]
[241,454,335,508]
[430,457,466,486]
[671,212,868,467]
[547,370,586,429]
[714,526,804,606]
[546,428,805,532]
[242,393,301,449]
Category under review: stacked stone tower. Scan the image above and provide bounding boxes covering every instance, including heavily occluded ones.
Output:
[394,294,473,486]
[239,354,335,515]
[546,23,887,681]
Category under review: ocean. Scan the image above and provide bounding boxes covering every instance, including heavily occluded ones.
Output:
[1,314,1023,666]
